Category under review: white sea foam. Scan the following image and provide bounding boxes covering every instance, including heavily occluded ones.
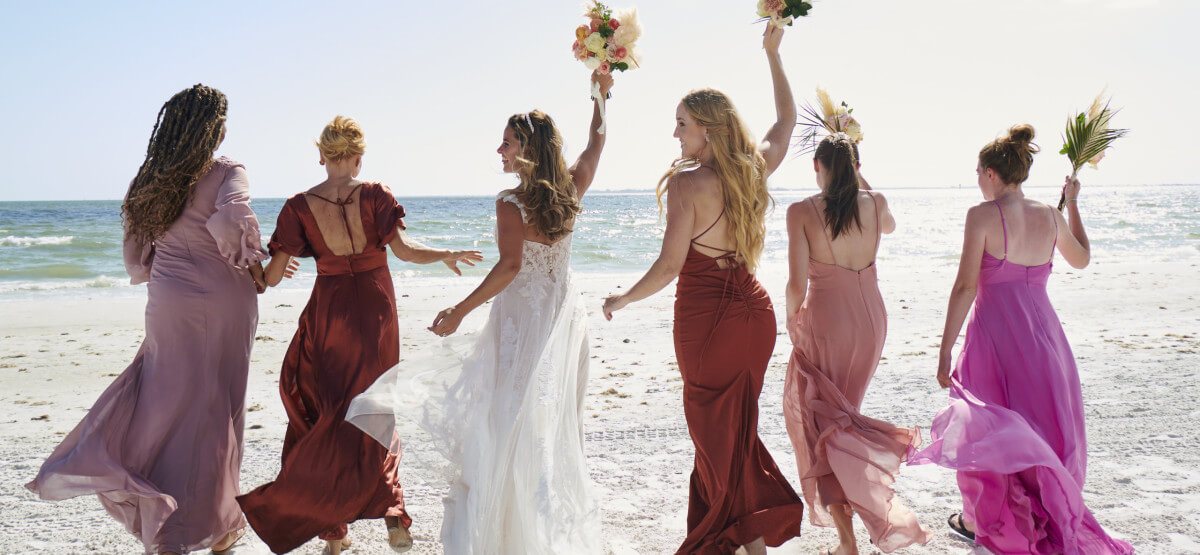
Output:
[0,235,74,247]
[0,275,128,294]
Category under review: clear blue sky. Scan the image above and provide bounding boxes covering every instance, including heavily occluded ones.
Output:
[1,0,1196,201]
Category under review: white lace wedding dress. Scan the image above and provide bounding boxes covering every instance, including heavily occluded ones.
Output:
[347,193,600,554]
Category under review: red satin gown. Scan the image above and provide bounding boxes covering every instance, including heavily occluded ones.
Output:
[236,182,411,553]
[673,209,806,554]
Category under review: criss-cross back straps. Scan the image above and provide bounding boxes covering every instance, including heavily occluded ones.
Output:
[992,200,1009,259]
[307,184,364,254]
[691,207,734,255]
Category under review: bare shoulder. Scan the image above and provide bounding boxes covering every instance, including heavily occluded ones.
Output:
[965,201,998,228]
[866,190,888,205]
[787,196,817,222]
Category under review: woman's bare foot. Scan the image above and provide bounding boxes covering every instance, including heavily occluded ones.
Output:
[212,527,246,553]
[385,516,413,552]
[323,537,352,555]
[821,542,859,555]
[734,536,766,555]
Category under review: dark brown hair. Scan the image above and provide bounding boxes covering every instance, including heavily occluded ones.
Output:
[979,124,1039,185]
[507,110,581,242]
[122,84,228,243]
[814,133,862,239]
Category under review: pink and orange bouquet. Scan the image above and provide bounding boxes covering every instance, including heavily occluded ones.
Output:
[756,0,813,28]
[572,1,642,75]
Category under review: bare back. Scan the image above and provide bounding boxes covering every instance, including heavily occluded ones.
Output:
[805,192,883,271]
[304,182,367,256]
[685,167,739,261]
[982,198,1058,266]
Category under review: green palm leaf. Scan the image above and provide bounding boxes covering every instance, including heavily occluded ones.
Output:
[1057,94,1129,210]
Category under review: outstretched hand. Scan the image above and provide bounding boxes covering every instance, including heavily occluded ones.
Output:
[601,294,627,321]
[592,70,614,98]
[443,250,484,276]
[763,23,784,54]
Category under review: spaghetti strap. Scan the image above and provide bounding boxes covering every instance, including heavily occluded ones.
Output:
[1050,206,1059,256]
[807,198,836,262]
[691,207,726,244]
[992,200,1008,259]
[690,207,736,256]
[307,184,363,254]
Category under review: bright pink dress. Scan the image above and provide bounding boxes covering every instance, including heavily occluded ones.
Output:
[782,196,931,552]
[910,201,1134,554]
[26,157,268,554]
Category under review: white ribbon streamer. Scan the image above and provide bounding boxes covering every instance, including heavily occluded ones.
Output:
[592,80,607,135]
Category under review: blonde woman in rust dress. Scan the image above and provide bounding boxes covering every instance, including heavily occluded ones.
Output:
[27,84,271,554]
[602,26,805,555]
[236,116,481,554]
[781,133,930,555]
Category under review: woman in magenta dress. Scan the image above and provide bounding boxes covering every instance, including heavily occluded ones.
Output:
[782,134,930,554]
[602,26,805,555]
[236,116,481,554]
[909,124,1133,554]
[26,84,269,554]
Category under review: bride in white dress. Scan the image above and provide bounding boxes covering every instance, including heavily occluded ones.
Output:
[348,72,613,554]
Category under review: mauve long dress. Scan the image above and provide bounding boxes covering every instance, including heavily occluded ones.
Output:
[236,182,410,554]
[782,196,931,553]
[672,210,806,554]
[26,156,268,554]
[910,201,1133,554]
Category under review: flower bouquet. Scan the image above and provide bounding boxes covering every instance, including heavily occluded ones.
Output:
[757,0,813,28]
[794,86,863,155]
[572,1,642,134]
[1057,90,1129,210]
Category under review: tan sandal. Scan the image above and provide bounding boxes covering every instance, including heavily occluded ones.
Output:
[212,527,245,554]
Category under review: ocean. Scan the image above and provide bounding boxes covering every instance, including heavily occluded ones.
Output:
[1,185,1197,300]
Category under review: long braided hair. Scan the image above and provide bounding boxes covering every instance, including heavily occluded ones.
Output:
[122,84,228,243]
[507,110,581,242]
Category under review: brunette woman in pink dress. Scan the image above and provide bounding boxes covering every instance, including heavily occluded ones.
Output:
[782,133,931,555]
[909,124,1133,554]
[26,84,272,554]
[236,116,481,555]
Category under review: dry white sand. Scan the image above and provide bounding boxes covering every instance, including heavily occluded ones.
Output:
[2,257,1199,554]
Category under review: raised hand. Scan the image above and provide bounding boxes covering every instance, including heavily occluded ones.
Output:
[443,250,484,276]
[1062,175,1081,203]
[430,306,465,337]
[763,22,784,54]
[592,70,614,98]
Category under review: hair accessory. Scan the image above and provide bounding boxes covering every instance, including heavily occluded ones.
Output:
[522,113,534,131]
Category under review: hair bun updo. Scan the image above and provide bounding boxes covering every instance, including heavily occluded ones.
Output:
[979,123,1040,185]
[316,115,366,162]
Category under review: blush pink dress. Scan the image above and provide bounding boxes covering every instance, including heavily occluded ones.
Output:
[26,157,268,554]
[782,195,931,552]
[910,201,1133,554]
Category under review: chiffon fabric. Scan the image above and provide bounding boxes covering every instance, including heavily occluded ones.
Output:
[236,182,410,554]
[782,196,931,552]
[26,157,268,554]
[349,192,599,554]
[672,211,806,554]
[910,201,1133,554]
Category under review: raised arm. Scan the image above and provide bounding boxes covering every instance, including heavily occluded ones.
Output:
[874,191,897,234]
[571,71,615,198]
[389,229,483,274]
[757,25,796,176]
[1054,176,1090,269]
[937,205,986,388]
[429,200,525,336]
[784,202,811,320]
[602,173,697,319]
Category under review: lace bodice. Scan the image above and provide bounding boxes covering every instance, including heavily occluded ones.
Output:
[499,193,573,288]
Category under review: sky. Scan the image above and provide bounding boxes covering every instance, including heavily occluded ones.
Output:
[0,0,1196,201]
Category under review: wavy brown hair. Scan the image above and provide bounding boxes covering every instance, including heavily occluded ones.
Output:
[814,133,863,239]
[979,124,1039,185]
[507,110,581,242]
[657,89,771,271]
[122,84,228,243]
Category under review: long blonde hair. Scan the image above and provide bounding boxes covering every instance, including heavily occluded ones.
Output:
[508,110,581,242]
[657,89,771,271]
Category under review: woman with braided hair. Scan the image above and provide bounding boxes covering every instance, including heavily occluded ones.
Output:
[26,84,274,554]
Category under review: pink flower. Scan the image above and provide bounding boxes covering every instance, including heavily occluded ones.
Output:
[599,61,611,74]
[590,18,602,32]
[765,0,785,14]
[614,46,628,60]
[608,18,621,30]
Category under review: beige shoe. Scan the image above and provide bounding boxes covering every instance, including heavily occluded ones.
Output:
[212,527,245,554]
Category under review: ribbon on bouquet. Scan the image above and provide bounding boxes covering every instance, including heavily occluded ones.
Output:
[592,80,607,135]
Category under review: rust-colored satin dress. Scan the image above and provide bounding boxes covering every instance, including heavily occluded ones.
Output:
[673,210,805,554]
[237,182,411,554]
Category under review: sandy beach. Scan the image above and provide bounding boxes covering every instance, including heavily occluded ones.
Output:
[2,255,1199,554]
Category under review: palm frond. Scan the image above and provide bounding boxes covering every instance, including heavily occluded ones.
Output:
[1057,91,1129,210]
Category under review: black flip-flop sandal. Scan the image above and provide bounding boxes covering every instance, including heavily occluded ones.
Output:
[948,512,976,541]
